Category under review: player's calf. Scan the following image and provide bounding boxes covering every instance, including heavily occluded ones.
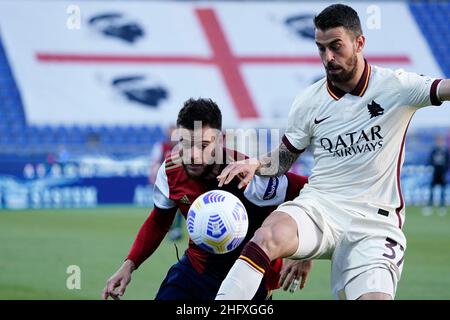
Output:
[215,241,270,300]
[215,212,299,300]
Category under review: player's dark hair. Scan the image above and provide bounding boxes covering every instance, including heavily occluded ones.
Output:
[177,98,222,130]
[314,4,362,37]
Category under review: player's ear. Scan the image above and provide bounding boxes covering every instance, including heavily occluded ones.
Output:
[355,34,365,53]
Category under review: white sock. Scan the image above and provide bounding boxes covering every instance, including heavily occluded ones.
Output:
[215,258,264,300]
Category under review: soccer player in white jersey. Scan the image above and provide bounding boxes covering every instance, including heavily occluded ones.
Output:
[215,4,450,300]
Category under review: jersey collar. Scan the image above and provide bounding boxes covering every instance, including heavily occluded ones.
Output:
[326,59,371,100]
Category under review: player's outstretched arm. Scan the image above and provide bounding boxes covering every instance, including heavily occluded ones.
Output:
[101,206,177,300]
[217,140,300,188]
[438,79,450,101]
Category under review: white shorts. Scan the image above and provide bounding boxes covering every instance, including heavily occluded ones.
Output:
[276,194,405,300]
[338,267,396,300]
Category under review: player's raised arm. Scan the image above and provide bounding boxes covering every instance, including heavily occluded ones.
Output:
[257,140,303,176]
[395,71,450,108]
[218,84,311,188]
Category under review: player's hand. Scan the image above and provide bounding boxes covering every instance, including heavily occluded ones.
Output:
[217,158,261,189]
[102,260,135,300]
[279,259,313,292]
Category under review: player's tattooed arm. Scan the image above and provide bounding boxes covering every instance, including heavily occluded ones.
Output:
[217,141,300,188]
[256,141,300,177]
[438,79,450,101]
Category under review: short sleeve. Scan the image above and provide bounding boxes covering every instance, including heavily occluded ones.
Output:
[243,175,288,206]
[282,94,311,153]
[395,69,443,108]
[153,163,176,209]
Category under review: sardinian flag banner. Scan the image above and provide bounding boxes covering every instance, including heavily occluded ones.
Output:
[0,1,445,127]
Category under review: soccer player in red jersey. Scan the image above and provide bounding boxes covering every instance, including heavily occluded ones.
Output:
[102,98,311,300]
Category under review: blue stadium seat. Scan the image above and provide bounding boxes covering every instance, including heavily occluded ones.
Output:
[410,2,450,77]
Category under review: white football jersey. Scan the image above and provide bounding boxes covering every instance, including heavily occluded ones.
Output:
[283,60,443,229]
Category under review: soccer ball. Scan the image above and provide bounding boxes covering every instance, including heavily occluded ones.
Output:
[186,190,248,254]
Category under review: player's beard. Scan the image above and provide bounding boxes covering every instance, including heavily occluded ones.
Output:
[326,53,358,83]
[182,162,217,180]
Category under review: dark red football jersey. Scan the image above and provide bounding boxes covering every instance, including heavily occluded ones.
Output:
[153,149,308,290]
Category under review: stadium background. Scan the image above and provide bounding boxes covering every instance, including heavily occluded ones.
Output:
[0,0,449,299]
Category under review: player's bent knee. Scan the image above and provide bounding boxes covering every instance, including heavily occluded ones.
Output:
[250,212,299,260]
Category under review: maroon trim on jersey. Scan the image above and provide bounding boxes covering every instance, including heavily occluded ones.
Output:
[326,79,346,100]
[430,79,443,106]
[395,116,414,229]
[282,135,305,154]
[326,59,371,100]
[285,172,308,200]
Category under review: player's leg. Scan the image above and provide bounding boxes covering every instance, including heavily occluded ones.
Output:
[438,182,447,216]
[333,234,404,300]
[423,181,435,216]
[216,207,323,300]
[344,267,396,300]
[440,182,445,207]
[252,212,301,260]
[156,254,208,300]
[429,182,435,207]
[215,212,296,300]
[252,280,274,300]
[155,264,193,300]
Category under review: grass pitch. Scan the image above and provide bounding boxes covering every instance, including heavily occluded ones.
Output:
[0,206,449,300]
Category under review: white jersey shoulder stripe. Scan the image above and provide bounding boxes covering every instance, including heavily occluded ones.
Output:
[153,163,176,210]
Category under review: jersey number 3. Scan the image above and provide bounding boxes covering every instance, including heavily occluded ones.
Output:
[382,238,405,267]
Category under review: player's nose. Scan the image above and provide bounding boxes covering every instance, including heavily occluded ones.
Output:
[191,146,203,163]
[325,48,334,64]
